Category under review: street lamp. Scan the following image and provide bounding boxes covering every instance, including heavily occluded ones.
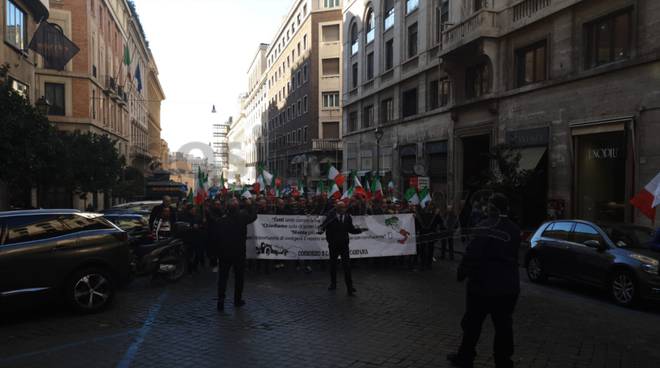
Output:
[374,127,384,177]
[36,96,50,116]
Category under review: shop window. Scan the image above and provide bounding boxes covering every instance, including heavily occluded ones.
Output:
[516,40,547,87]
[585,9,631,69]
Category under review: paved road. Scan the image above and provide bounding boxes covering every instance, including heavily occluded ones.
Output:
[1,260,659,368]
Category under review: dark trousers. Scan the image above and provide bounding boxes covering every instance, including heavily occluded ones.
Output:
[458,293,519,368]
[441,237,454,259]
[329,244,353,289]
[421,241,435,269]
[217,257,245,302]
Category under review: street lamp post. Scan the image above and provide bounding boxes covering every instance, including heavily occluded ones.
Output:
[374,127,384,178]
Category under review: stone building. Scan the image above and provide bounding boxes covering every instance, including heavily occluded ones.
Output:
[342,0,660,227]
[264,0,344,186]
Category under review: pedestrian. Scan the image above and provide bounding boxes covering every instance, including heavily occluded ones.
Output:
[447,193,521,368]
[149,195,177,231]
[442,204,459,260]
[152,206,173,241]
[216,198,257,311]
[415,203,441,270]
[318,201,363,296]
[206,199,224,272]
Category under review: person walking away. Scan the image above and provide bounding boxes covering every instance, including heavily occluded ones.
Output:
[216,198,257,311]
[415,204,441,270]
[442,205,459,260]
[206,200,225,272]
[149,196,177,231]
[447,194,521,368]
[319,201,363,296]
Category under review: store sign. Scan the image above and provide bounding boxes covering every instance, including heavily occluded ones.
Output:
[506,127,549,148]
[588,147,622,160]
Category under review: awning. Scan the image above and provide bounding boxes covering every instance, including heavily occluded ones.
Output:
[516,146,547,171]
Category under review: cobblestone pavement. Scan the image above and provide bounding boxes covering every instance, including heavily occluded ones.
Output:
[1,259,660,368]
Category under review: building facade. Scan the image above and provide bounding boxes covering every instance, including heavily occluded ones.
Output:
[212,115,230,180]
[342,0,660,227]
[1,0,49,102]
[264,0,344,187]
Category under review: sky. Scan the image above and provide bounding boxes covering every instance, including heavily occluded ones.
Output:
[132,0,292,154]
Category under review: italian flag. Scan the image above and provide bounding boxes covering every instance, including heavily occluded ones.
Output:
[371,178,384,200]
[419,188,432,209]
[194,167,208,205]
[352,173,367,198]
[316,181,326,196]
[241,186,253,199]
[328,165,346,187]
[329,183,341,200]
[404,187,419,206]
[341,187,353,200]
[630,172,660,221]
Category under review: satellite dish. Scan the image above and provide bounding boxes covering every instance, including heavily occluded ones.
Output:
[414,164,426,176]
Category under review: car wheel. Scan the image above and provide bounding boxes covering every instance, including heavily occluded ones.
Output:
[66,267,114,314]
[526,255,547,283]
[611,271,638,307]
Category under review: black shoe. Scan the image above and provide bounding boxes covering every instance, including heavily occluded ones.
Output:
[217,302,224,312]
[447,353,473,368]
[328,284,337,291]
[235,300,246,307]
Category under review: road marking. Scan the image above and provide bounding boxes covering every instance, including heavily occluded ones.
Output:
[0,330,138,364]
[116,291,168,368]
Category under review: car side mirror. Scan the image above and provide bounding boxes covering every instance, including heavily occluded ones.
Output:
[585,240,606,251]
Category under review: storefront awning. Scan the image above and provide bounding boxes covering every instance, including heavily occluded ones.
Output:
[516,147,547,172]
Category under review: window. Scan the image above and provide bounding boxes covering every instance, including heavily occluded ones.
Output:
[303,34,308,49]
[542,222,574,241]
[585,9,632,69]
[10,78,28,98]
[323,121,340,139]
[303,126,308,142]
[303,64,308,82]
[322,24,340,42]
[572,224,604,245]
[384,0,395,31]
[363,105,374,128]
[5,0,27,50]
[351,63,358,89]
[297,70,302,87]
[429,80,440,110]
[440,78,451,106]
[407,0,419,14]
[297,99,302,116]
[366,9,375,44]
[385,39,394,70]
[381,98,394,122]
[402,88,418,118]
[516,41,547,87]
[366,52,374,80]
[466,63,491,98]
[297,128,302,144]
[408,23,418,58]
[45,83,66,116]
[348,111,358,132]
[474,0,484,12]
[351,23,359,56]
[324,0,339,9]
[322,58,340,75]
[323,92,340,108]
[303,95,308,112]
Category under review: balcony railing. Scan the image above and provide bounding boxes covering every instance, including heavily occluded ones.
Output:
[513,0,552,22]
[441,9,498,54]
[312,139,342,151]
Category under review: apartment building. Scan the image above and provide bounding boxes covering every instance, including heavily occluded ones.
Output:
[264,0,344,186]
[1,0,50,102]
[342,0,660,226]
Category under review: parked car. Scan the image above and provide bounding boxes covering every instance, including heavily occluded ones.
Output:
[0,210,132,313]
[525,220,660,307]
[104,201,162,219]
[103,213,153,246]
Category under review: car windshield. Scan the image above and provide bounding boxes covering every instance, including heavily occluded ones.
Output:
[600,224,655,250]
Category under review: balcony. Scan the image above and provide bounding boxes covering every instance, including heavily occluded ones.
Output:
[507,0,582,31]
[312,139,342,151]
[441,9,499,55]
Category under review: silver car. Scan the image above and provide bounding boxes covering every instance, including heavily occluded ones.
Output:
[525,220,660,307]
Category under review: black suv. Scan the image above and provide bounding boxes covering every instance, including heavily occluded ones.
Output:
[0,210,132,313]
[526,220,660,307]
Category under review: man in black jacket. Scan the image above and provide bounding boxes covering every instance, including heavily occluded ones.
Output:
[448,194,521,368]
[319,201,363,296]
[216,197,257,311]
[149,196,177,231]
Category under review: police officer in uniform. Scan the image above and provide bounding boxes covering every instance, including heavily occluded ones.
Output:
[448,193,521,368]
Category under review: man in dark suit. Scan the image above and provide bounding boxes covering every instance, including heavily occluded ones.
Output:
[448,193,521,368]
[319,201,363,296]
[216,197,257,311]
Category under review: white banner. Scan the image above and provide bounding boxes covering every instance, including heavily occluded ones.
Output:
[246,214,417,260]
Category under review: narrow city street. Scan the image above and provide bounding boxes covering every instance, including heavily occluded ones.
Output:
[2,261,659,368]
